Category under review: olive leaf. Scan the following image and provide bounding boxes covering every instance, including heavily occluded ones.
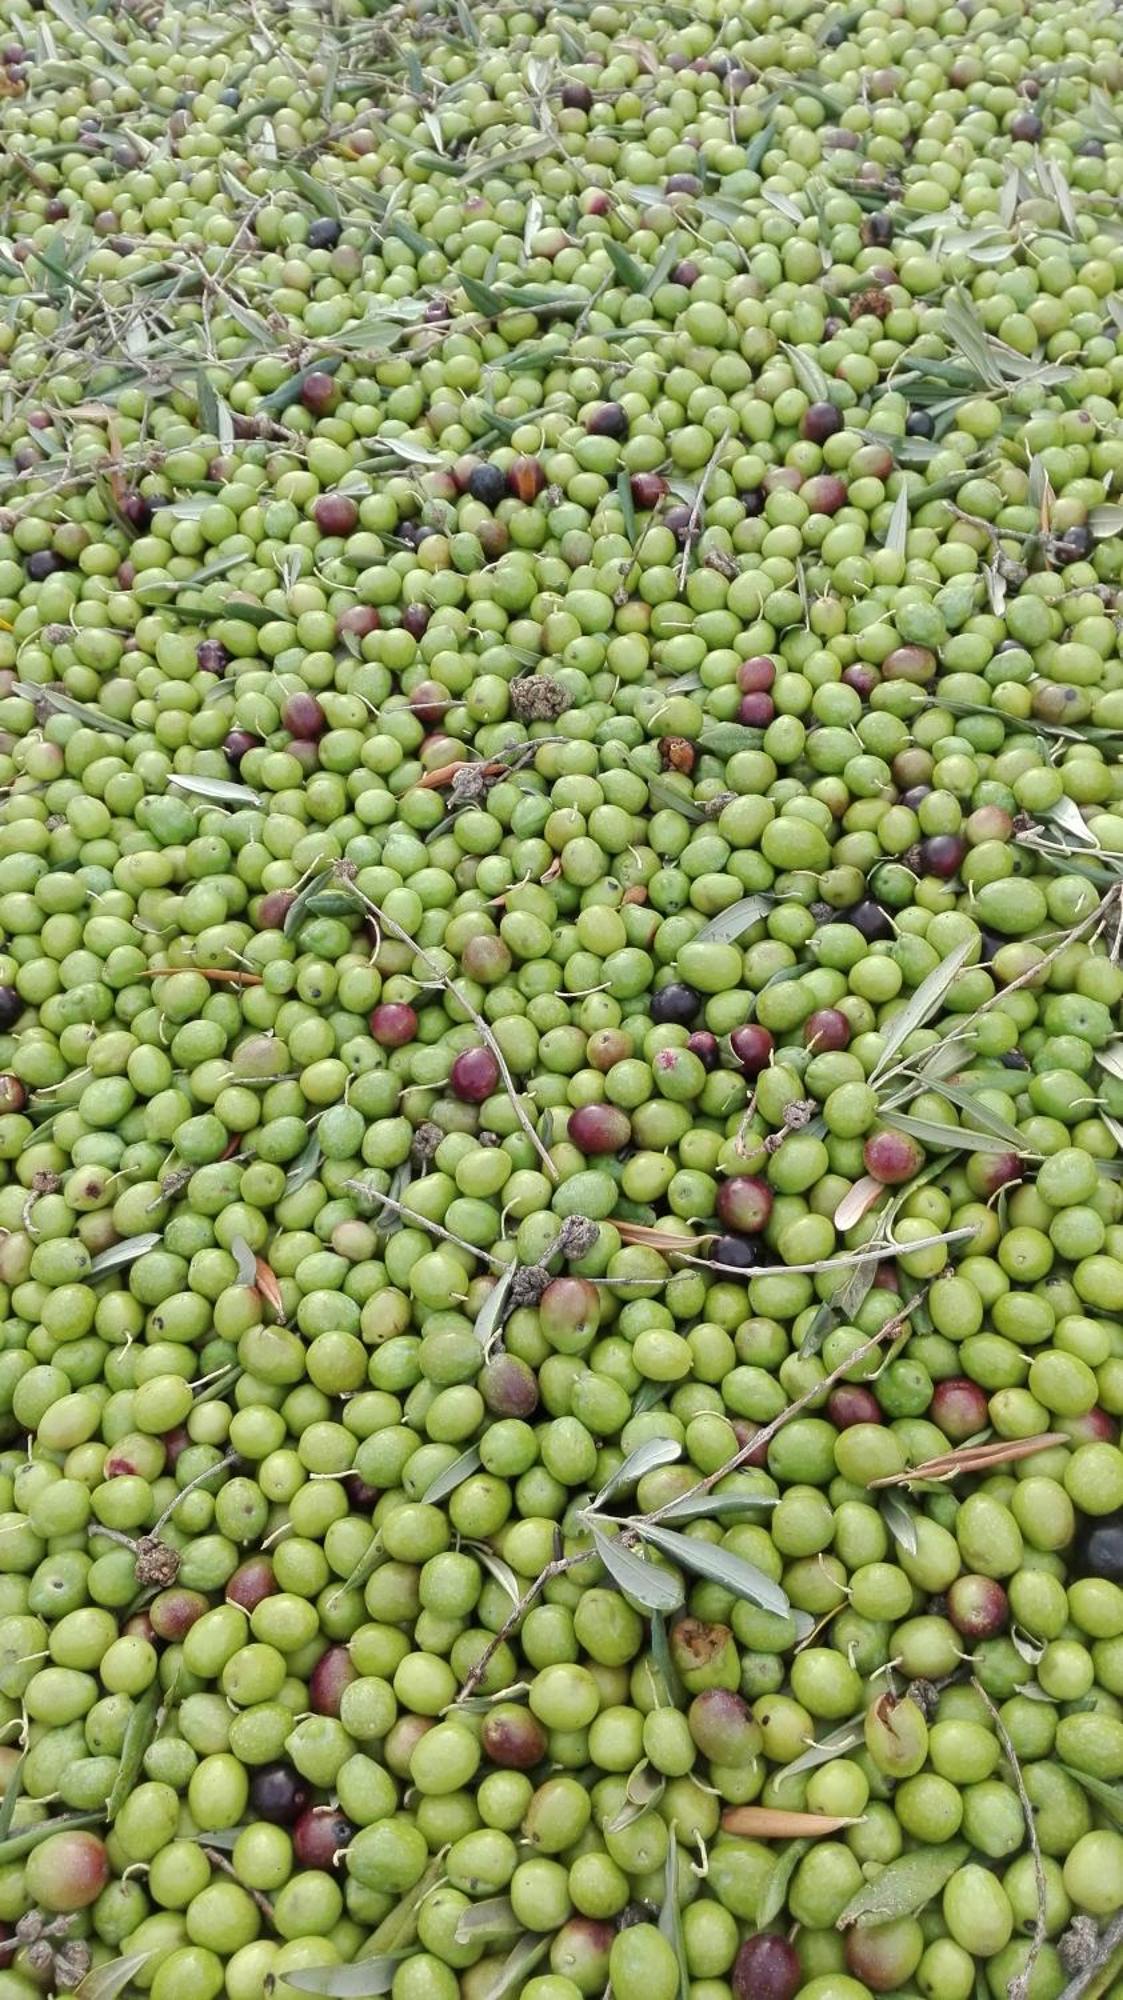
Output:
[914,1080,1026,1148]
[472,1267,514,1352]
[0,1810,106,1867]
[422,1446,483,1504]
[467,1543,522,1609]
[258,355,343,414]
[590,1526,686,1615]
[169,774,262,808]
[617,469,637,546]
[697,724,765,758]
[763,187,803,224]
[871,936,974,1080]
[89,1233,161,1278]
[285,1133,323,1195]
[454,1897,519,1943]
[885,1111,1015,1156]
[286,1960,403,1996]
[591,1436,681,1508]
[230,1234,258,1287]
[604,239,647,292]
[285,868,336,937]
[885,483,910,557]
[757,1839,809,1926]
[482,1934,552,2000]
[0,1752,24,1844]
[799,1251,880,1356]
[780,342,831,404]
[695,895,772,944]
[880,1492,919,1556]
[605,1759,665,1832]
[659,1840,690,2000]
[650,1611,682,1706]
[837,1842,968,1928]
[330,1529,384,1603]
[772,1717,864,1787]
[107,1682,162,1821]
[12,681,135,737]
[634,1521,790,1618]
[76,1952,155,2000]
[657,1488,777,1523]
[1096,1043,1123,1082]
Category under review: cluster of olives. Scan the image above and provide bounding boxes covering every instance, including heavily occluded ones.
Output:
[4,0,1123,1993]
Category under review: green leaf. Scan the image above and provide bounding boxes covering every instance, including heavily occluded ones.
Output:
[285,1134,323,1196]
[421,1446,483,1504]
[107,1682,162,1821]
[780,341,831,404]
[773,1718,864,1788]
[880,1492,919,1556]
[763,187,803,224]
[871,936,975,1080]
[659,1842,690,2000]
[473,1268,514,1352]
[258,355,343,415]
[169,774,261,808]
[481,1935,552,2000]
[657,1489,776,1524]
[286,163,341,219]
[635,1522,790,1618]
[885,1111,1016,1156]
[617,468,637,546]
[89,1233,161,1278]
[284,867,335,937]
[799,1251,880,1358]
[695,895,772,944]
[885,484,910,557]
[837,1843,968,1928]
[593,1436,681,1507]
[604,239,647,292]
[0,1810,105,1867]
[643,773,707,822]
[697,724,765,758]
[591,1526,686,1615]
[0,1754,24,1845]
[12,681,135,738]
[758,1839,809,1927]
[286,1961,402,1996]
[76,1952,154,2000]
[454,1897,520,1943]
[605,1759,665,1832]
[912,1079,1027,1149]
[461,273,505,316]
[745,121,775,171]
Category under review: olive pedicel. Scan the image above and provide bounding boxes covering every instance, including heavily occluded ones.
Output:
[5,0,1123,1994]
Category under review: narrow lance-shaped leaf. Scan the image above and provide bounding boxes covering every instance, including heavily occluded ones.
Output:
[605,1759,665,1832]
[0,1752,24,1844]
[880,1492,919,1557]
[660,1841,690,2000]
[635,1521,791,1618]
[604,239,647,292]
[12,681,134,738]
[837,1843,969,1928]
[773,1718,864,1788]
[76,1952,155,2000]
[422,1446,483,1505]
[695,895,773,944]
[591,1527,685,1615]
[482,1934,552,2000]
[89,1233,161,1278]
[885,483,910,557]
[1061,1766,1123,1831]
[885,1111,1016,1156]
[454,1897,520,1944]
[107,1682,162,1821]
[872,936,974,1079]
[757,1839,810,1927]
[169,774,262,808]
[592,1436,681,1507]
[473,1267,514,1352]
[286,1961,403,1997]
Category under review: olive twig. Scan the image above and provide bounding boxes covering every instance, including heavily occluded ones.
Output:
[455,1550,591,1701]
[344,1179,506,1268]
[339,874,559,1180]
[1054,1909,1123,2000]
[639,1286,931,1524]
[972,1679,1047,2000]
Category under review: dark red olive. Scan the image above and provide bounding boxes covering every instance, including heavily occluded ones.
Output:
[828,1385,882,1429]
[310,1644,357,1716]
[919,835,966,880]
[729,1024,774,1075]
[732,1934,801,2000]
[739,693,774,726]
[947,1574,1009,1639]
[801,473,848,515]
[282,694,327,740]
[1010,110,1043,141]
[630,473,667,510]
[651,981,701,1026]
[804,1008,850,1052]
[370,1003,418,1049]
[300,371,339,414]
[223,726,257,763]
[294,1806,354,1869]
[225,1556,277,1611]
[468,463,508,508]
[710,1234,761,1271]
[801,401,844,444]
[314,493,359,537]
[586,402,628,439]
[847,900,894,942]
[195,639,228,675]
[257,891,295,930]
[568,1104,632,1154]
[930,1376,989,1442]
[450,1046,501,1103]
[686,1030,720,1070]
[738,656,775,693]
[560,82,593,110]
[480,1354,540,1418]
[716,1176,772,1234]
[337,604,381,640]
[250,1764,310,1826]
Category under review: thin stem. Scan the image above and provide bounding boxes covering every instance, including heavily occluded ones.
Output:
[455,1551,589,1701]
[1054,1903,1123,2000]
[342,876,558,1180]
[345,1180,506,1268]
[152,1451,239,1535]
[973,1680,1046,2000]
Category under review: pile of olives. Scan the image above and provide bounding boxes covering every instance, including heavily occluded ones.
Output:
[4,0,1123,1993]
